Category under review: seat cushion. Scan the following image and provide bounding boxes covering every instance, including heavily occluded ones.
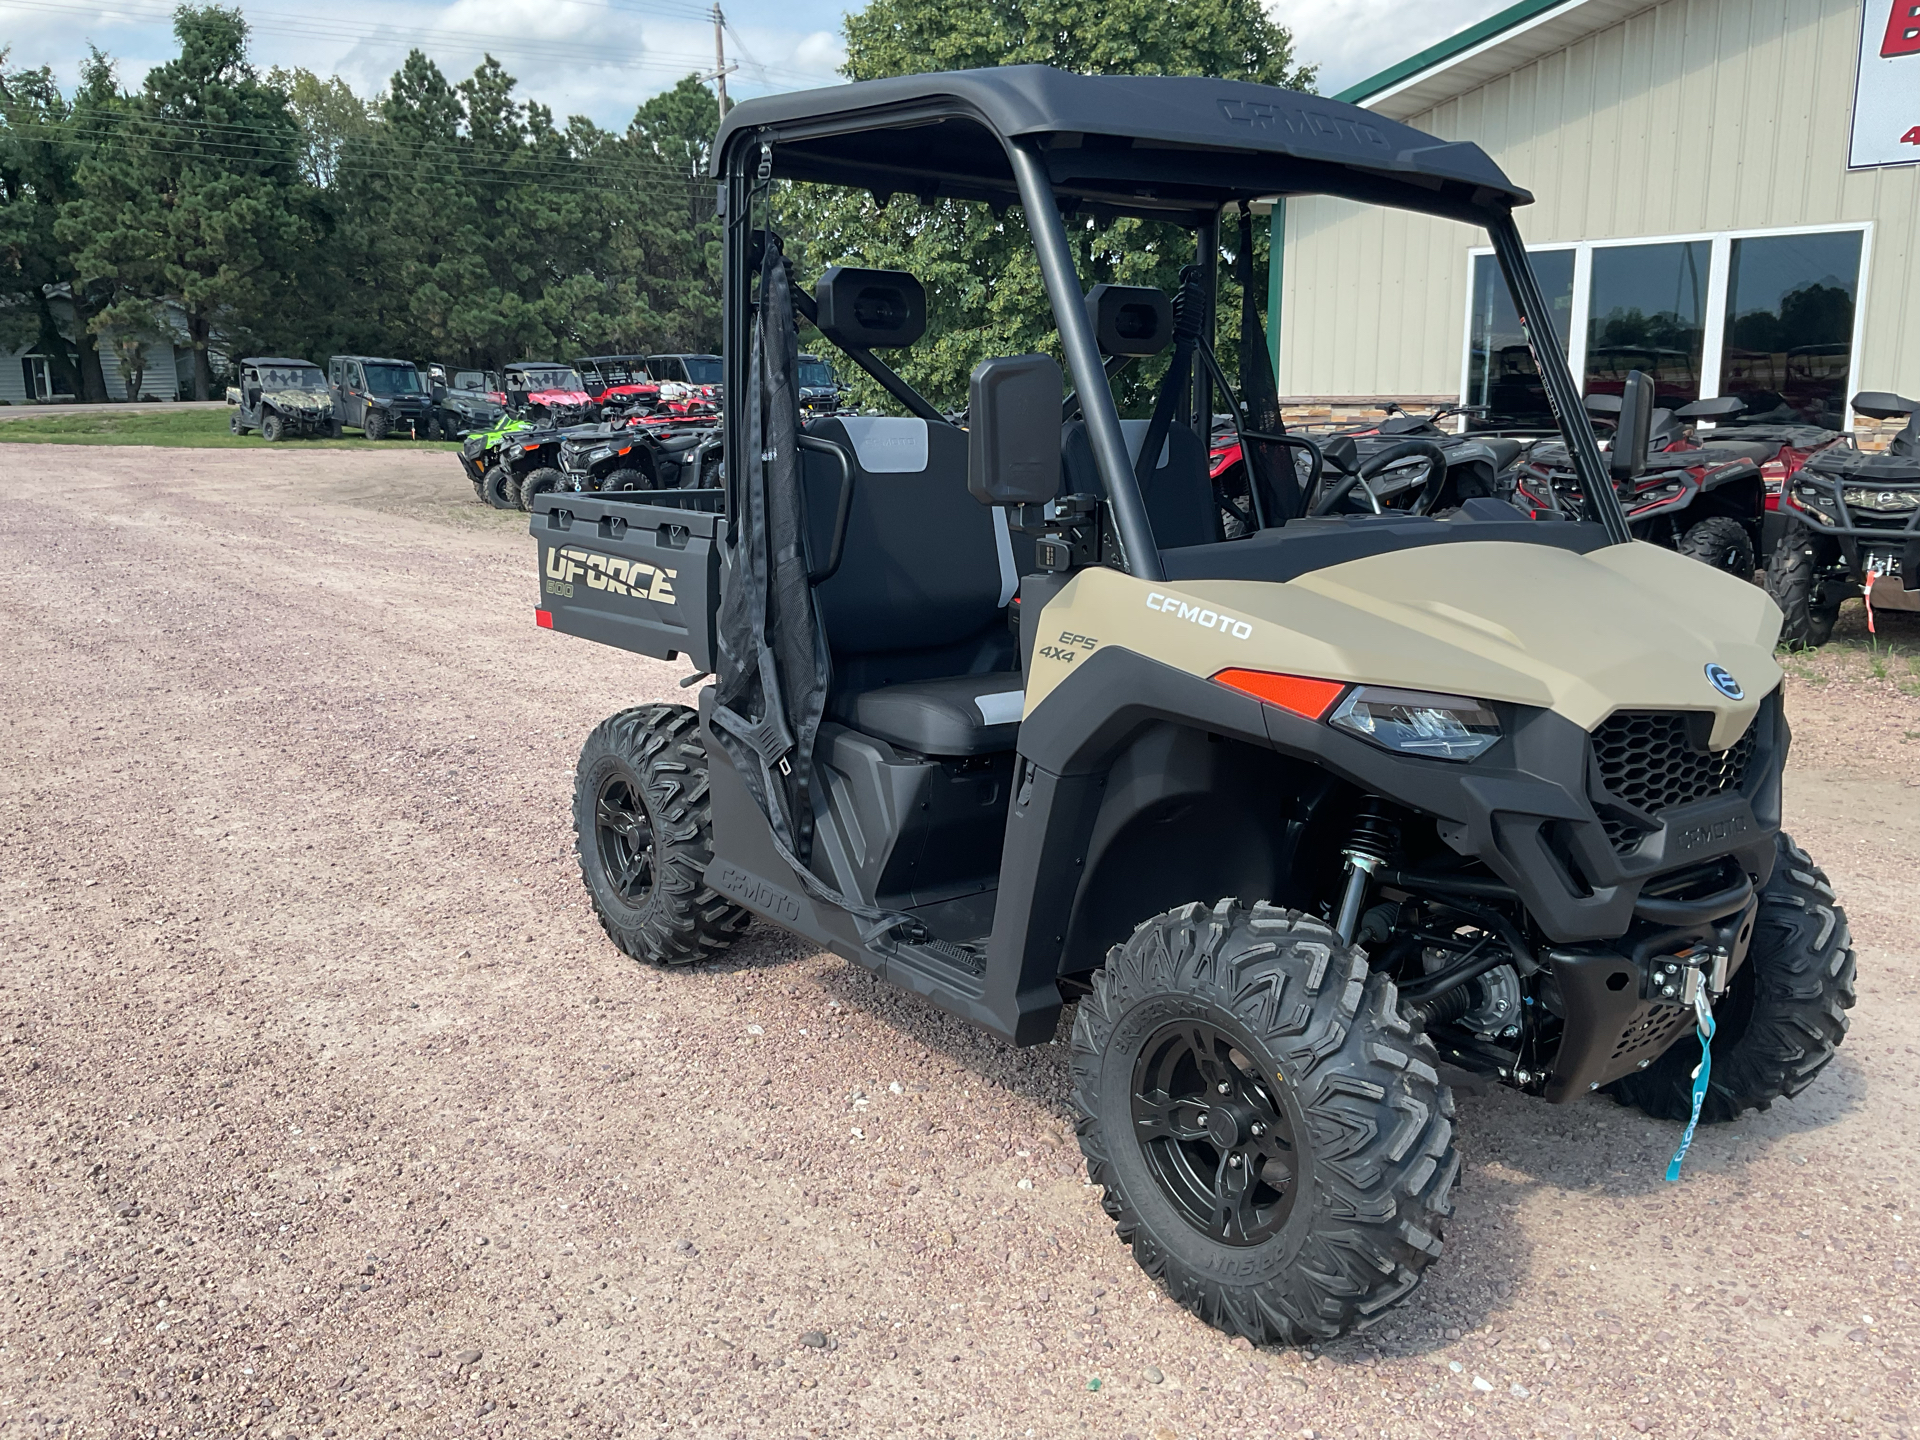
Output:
[834,672,1025,756]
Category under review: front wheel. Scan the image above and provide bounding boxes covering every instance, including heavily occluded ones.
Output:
[1678,515,1755,577]
[1609,834,1854,1124]
[364,409,390,441]
[482,464,519,510]
[601,467,647,493]
[518,466,564,507]
[573,705,750,966]
[1766,531,1844,650]
[1072,901,1458,1344]
[259,412,285,444]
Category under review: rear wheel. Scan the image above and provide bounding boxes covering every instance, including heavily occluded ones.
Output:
[1766,530,1844,650]
[573,705,749,966]
[364,409,390,441]
[482,464,519,510]
[230,413,248,436]
[1608,833,1854,1123]
[1072,901,1457,1343]
[518,466,564,507]
[1678,515,1755,577]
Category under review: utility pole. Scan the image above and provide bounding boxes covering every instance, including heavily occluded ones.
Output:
[711,3,732,117]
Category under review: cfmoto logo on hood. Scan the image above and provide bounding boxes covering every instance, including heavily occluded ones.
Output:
[1705,664,1744,700]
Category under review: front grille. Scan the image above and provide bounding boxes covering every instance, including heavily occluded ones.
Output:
[1590,711,1757,853]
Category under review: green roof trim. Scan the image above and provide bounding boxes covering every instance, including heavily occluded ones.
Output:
[1333,0,1576,105]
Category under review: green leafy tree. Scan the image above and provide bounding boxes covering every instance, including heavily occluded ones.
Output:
[0,49,124,401]
[64,6,313,398]
[789,0,1314,409]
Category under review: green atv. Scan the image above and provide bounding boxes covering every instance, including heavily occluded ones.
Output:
[461,414,536,507]
[526,68,1854,1345]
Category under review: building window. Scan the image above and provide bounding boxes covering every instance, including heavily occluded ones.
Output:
[1465,249,1573,427]
[1585,241,1709,406]
[1720,230,1864,429]
[1466,224,1869,428]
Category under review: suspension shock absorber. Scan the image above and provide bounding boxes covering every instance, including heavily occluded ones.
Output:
[1334,800,1399,947]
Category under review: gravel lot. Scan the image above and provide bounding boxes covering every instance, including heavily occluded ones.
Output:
[1,446,1916,1440]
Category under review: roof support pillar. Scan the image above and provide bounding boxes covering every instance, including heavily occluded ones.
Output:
[1008,140,1163,581]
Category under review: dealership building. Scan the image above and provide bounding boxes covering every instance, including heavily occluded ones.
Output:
[1274,0,1919,431]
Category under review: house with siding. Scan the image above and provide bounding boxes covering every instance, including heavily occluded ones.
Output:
[1275,0,1919,431]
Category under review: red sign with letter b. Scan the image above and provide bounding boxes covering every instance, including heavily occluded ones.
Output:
[1886,0,1920,55]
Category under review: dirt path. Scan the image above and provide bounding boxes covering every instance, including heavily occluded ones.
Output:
[0,446,1915,1440]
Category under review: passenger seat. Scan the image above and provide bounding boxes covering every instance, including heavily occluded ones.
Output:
[801,416,1024,756]
[1061,418,1218,549]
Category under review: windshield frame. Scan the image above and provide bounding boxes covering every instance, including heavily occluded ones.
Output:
[363,364,423,396]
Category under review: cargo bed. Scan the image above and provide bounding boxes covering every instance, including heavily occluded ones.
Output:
[528,488,723,671]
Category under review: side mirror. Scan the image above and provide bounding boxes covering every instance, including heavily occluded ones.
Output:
[1583,392,1623,417]
[1085,284,1172,357]
[967,354,1064,506]
[431,384,447,402]
[816,267,927,350]
[1609,370,1655,482]
[1675,394,1745,420]
[1851,391,1920,421]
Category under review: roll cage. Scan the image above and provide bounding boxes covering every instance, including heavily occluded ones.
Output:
[712,65,1632,568]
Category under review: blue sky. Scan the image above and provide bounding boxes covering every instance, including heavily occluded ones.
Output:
[0,0,1514,127]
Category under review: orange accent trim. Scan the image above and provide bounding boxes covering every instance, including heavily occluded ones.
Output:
[1212,669,1346,720]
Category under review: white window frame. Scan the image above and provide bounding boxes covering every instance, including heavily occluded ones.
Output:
[1461,221,1874,426]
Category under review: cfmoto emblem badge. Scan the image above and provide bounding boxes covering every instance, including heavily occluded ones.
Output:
[1705,664,1744,700]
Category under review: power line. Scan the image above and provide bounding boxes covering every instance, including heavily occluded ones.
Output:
[0,0,831,87]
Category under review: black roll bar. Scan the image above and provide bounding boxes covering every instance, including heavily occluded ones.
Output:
[1489,215,1631,545]
[1008,140,1165,582]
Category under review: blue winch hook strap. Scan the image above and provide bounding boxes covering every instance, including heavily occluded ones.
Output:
[1665,987,1717,1183]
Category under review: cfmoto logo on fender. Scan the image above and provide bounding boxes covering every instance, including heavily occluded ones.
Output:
[1704,663,1743,700]
[1146,591,1253,640]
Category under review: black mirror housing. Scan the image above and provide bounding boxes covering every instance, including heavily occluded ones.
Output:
[1584,392,1623,417]
[1851,391,1920,421]
[968,354,1064,506]
[1609,370,1655,482]
[1085,284,1173,357]
[816,266,928,349]
[1675,394,1745,419]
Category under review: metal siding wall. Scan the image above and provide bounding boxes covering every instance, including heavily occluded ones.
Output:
[1283,0,1920,398]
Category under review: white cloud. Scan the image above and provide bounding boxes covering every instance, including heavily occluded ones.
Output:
[1271,0,1517,96]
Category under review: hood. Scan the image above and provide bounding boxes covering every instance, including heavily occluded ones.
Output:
[529,388,593,407]
[262,388,333,413]
[1025,539,1781,749]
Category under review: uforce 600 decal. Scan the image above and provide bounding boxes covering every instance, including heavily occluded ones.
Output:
[544,545,677,604]
[1146,590,1253,639]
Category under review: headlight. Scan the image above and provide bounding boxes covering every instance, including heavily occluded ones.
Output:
[1328,686,1501,761]
[1788,484,1837,523]
[588,446,613,463]
[1842,487,1920,512]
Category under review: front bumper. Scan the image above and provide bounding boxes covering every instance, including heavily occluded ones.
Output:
[1784,477,1920,590]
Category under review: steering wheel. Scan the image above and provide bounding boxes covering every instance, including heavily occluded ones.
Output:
[1309,439,1450,517]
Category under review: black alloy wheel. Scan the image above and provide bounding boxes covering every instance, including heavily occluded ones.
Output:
[1130,1019,1300,1245]
[572,705,749,966]
[593,774,655,903]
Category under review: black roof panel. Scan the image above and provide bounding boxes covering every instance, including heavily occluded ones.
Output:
[714,66,1529,221]
[241,356,319,367]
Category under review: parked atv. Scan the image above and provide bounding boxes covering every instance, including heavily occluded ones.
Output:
[1688,397,1848,555]
[426,363,503,441]
[227,356,334,441]
[548,418,722,500]
[328,355,434,439]
[527,68,1852,1347]
[575,355,661,413]
[1511,383,1767,575]
[1766,390,1920,647]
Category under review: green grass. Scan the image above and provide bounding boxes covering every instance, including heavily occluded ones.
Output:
[0,407,461,449]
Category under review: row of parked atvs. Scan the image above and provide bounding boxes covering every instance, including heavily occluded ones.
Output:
[1207,385,1919,650]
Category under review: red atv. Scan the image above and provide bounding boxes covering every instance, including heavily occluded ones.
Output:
[1511,384,1767,575]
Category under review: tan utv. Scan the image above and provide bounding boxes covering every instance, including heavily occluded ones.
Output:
[525,67,1855,1344]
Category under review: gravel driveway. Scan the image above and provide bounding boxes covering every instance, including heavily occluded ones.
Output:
[1,446,1915,1440]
